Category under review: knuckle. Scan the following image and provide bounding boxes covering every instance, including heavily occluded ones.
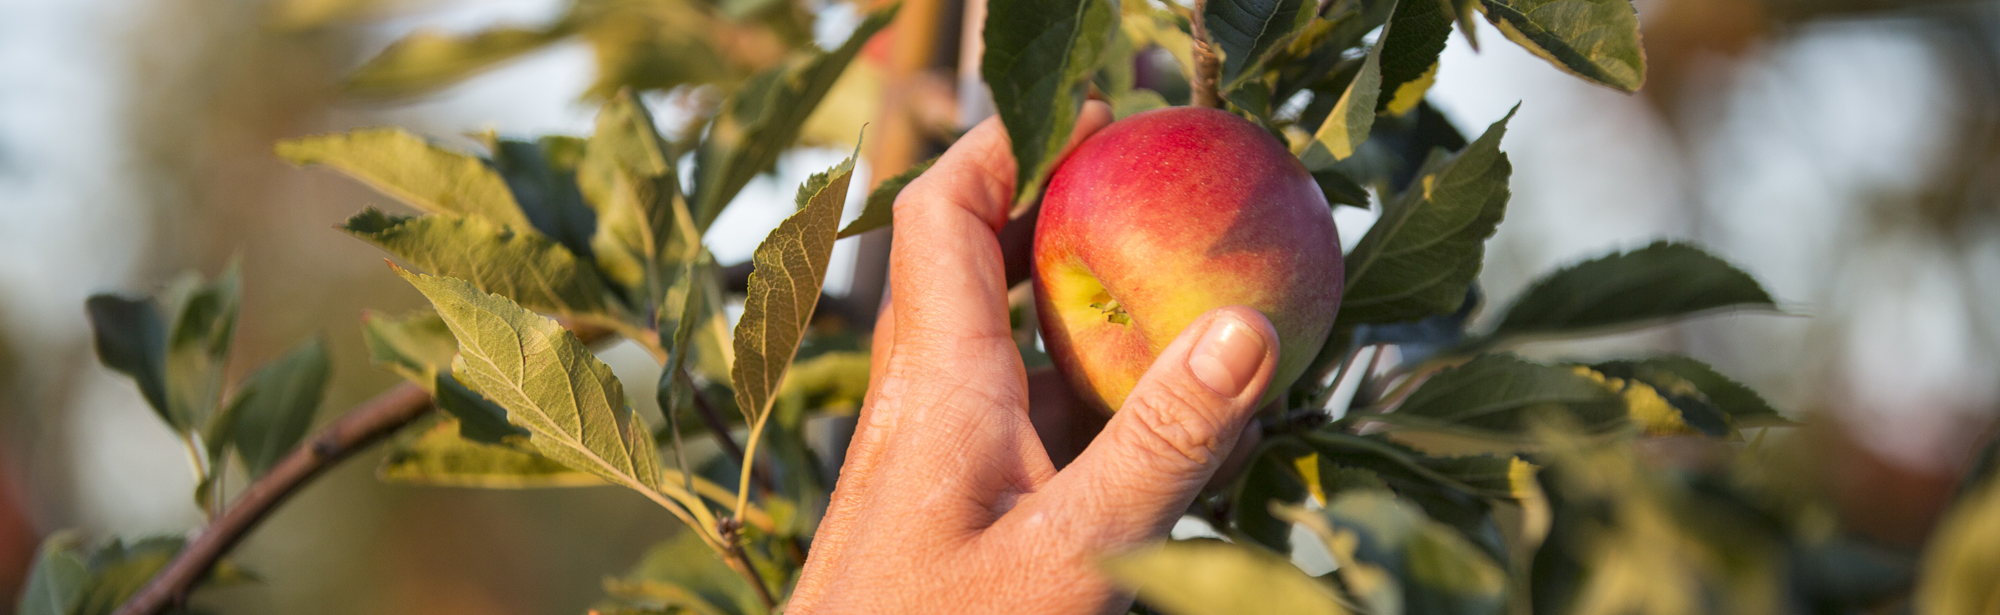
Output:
[1119,384,1230,468]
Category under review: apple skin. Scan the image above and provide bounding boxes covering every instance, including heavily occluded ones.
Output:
[1033,106,1343,414]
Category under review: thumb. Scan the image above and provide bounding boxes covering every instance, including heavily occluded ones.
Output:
[1010,306,1278,545]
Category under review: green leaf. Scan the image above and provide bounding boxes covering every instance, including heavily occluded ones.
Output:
[224,337,332,477]
[580,90,700,295]
[1301,432,1513,559]
[1593,356,1789,429]
[1287,491,1508,615]
[379,415,602,488]
[1487,242,1777,342]
[982,0,1118,213]
[435,372,530,444]
[17,532,87,615]
[343,208,610,317]
[837,156,935,239]
[1480,0,1645,93]
[690,6,896,230]
[360,308,458,389]
[1339,108,1513,325]
[487,136,599,259]
[85,295,171,427]
[574,2,730,100]
[277,128,532,231]
[1233,439,1313,553]
[1101,539,1350,615]
[730,154,855,426]
[1204,0,1309,87]
[343,25,572,98]
[1304,36,1383,162]
[164,263,243,432]
[1377,0,1452,115]
[605,532,763,615]
[73,537,184,615]
[398,269,689,512]
[1381,353,1628,437]
[1109,88,1171,119]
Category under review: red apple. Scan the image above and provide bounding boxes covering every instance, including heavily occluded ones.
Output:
[1033,106,1343,414]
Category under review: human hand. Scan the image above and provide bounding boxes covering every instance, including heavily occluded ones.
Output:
[787,101,1282,614]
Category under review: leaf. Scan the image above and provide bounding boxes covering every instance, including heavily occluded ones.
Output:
[1339,109,1513,326]
[1487,242,1777,342]
[225,337,332,477]
[730,154,854,426]
[435,371,531,444]
[85,295,171,427]
[1233,439,1313,554]
[690,6,896,229]
[1310,164,1371,209]
[1101,540,1350,615]
[1377,0,1453,115]
[1593,356,1789,429]
[982,0,1118,213]
[1288,491,1508,615]
[277,128,532,231]
[1305,36,1383,162]
[379,416,602,488]
[1381,353,1628,437]
[17,532,87,615]
[1109,88,1170,119]
[343,25,572,98]
[73,537,185,615]
[344,208,610,317]
[1301,431,1512,559]
[487,136,599,259]
[360,309,458,389]
[398,269,686,512]
[837,156,935,239]
[1480,0,1645,93]
[574,0,730,100]
[164,263,243,433]
[1918,473,2000,615]
[1204,0,1309,87]
[580,90,699,294]
[604,532,763,615]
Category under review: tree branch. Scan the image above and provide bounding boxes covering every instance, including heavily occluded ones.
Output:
[1190,0,1223,108]
[113,383,435,615]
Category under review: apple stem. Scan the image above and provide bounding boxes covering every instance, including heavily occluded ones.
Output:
[1189,0,1222,108]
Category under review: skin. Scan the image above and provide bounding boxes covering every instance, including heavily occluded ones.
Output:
[1035,107,1342,415]
[789,102,1282,613]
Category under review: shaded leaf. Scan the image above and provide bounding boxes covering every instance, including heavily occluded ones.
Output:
[226,337,332,477]
[1594,356,1789,429]
[574,0,730,100]
[17,532,87,615]
[85,295,170,426]
[1377,0,1452,115]
[277,128,531,231]
[1339,109,1513,325]
[379,415,602,488]
[1289,491,1508,615]
[1480,0,1645,93]
[344,208,609,317]
[1234,439,1314,553]
[488,136,599,259]
[1101,539,1350,615]
[1381,353,1627,437]
[1488,242,1777,342]
[837,156,935,239]
[1304,36,1382,162]
[1312,164,1371,208]
[1204,0,1309,87]
[164,264,243,433]
[580,90,699,295]
[690,6,896,229]
[344,25,572,98]
[730,154,854,425]
[360,308,457,389]
[604,532,762,615]
[982,0,1118,213]
[435,371,530,444]
[73,537,184,615]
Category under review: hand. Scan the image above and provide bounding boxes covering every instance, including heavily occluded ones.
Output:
[787,101,1281,614]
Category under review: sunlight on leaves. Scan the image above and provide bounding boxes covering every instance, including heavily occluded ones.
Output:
[345,209,610,317]
[1102,540,1350,615]
[278,128,532,231]
[1480,0,1645,93]
[1381,354,1627,438]
[1305,37,1382,163]
[360,308,458,390]
[983,0,1118,214]
[1486,242,1777,343]
[379,416,602,488]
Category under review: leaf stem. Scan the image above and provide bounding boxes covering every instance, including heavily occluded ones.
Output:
[1189,0,1222,108]
[720,522,779,610]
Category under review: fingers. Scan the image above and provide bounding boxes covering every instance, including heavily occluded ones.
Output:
[1006,306,1279,547]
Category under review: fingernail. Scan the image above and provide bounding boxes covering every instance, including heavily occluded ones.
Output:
[1188,314,1267,397]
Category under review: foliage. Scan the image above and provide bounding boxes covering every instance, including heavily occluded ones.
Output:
[33,0,1991,613]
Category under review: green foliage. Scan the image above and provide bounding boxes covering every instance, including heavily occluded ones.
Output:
[837,156,936,239]
[1380,354,1629,437]
[84,296,170,426]
[18,534,87,615]
[379,416,602,488]
[1479,0,1646,93]
[1376,0,1453,115]
[1484,242,1778,344]
[602,532,765,615]
[344,26,576,99]
[1339,109,1514,326]
[359,309,457,389]
[1303,37,1382,163]
[1287,492,1508,615]
[223,337,332,477]
[982,0,1119,212]
[278,128,532,231]
[1103,540,1350,615]
[343,209,612,317]
[17,534,249,615]
[1204,0,1310,88]
[580,90,699,297]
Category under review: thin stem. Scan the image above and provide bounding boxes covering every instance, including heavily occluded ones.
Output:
[733,412,773,520]
[1189,0,1222,108]
[113,384,435,615]
[721,523,779,610]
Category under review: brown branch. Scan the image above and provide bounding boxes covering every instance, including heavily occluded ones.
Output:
[679,369,781,497]
[113,383,435,615]
[1190,0,1223,108]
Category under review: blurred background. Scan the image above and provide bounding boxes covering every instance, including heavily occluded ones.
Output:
[1,0,1997,612]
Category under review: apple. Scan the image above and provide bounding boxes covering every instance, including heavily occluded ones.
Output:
[1033,106,1343,414]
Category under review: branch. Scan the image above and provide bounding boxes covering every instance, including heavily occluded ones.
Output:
[1189,0,1222,108]
[114,383,435,615]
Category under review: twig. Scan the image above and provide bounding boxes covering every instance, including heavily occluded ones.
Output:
[114,383,435,615]
[1189,0,1222,108]
[719,520,779,609]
